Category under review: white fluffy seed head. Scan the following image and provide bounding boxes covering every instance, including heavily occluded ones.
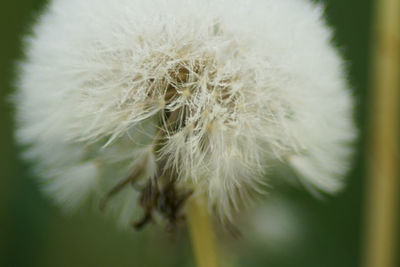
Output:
[15,0,356,224]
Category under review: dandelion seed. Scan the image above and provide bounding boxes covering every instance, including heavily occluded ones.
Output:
[15,0,356,227]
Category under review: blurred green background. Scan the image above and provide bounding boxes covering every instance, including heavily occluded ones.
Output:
[0,0,394,267]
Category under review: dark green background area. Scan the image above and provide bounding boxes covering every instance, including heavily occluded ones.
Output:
[0,0,388,267]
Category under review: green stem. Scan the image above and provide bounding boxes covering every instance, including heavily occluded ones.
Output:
[187,197,219,267]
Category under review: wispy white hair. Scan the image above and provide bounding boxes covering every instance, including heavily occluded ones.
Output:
[15,0,356,224]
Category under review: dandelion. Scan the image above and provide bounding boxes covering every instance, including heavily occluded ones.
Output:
[15,0,355,232]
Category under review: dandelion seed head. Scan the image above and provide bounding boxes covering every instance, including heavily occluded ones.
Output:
[15,0,356,224]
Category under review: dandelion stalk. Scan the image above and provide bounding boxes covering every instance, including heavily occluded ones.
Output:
[187,197,218,267]
[365,0,400,266]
